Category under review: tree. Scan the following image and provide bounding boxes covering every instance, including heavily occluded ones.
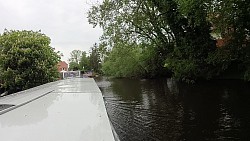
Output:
[79,51,90,71]
[0,30,60,92]
[88,0,217,81]
[102,42,146,77]
[88,0,175,77]
[89,0,250,81]
[150,0,216,81]
[207,0,250,80]
[69,62,80,71]
[89,43,101,73]
[68,50,82,64]
[68,50,82,71]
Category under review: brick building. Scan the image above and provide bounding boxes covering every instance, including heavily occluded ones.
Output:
[57,61,68,72]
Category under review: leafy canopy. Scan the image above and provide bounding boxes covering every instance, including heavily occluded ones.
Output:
[0,30,60,91]
[88,0,250,81]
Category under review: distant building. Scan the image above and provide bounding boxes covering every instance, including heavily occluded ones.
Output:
[57,61,68,72]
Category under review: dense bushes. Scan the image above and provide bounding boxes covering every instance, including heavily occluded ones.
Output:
[0,30,60,92]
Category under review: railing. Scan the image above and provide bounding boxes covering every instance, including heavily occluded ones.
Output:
[60,70,81,79]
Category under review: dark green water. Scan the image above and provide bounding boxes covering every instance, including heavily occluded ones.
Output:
[95,77,250,141]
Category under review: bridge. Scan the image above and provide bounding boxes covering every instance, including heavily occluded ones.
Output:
[0,78,117,141]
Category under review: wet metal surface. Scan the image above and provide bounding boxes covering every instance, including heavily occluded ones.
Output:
[0,78,115,141]
[53,79,101,93]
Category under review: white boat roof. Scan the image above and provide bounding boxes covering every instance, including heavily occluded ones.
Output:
[0,78,115,141]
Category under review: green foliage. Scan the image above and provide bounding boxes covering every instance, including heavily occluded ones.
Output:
[68,50,83,71]
[79,51,90,71]
[68,44,102,73]
[69,62,80,71]
[88,0,250,82]
[88,0,217,80]
[0,30,60,91]
[207,0,250,81]
[165,59,197,82]
[89,43,102,73]
[69,50,82,63]
[102,42,146,77]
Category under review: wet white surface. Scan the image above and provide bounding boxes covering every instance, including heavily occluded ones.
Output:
[0,78,115,141]
[0,81,57,106]
[54,79,101,93]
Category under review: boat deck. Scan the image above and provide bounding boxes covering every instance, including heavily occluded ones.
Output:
[0,78,115,141]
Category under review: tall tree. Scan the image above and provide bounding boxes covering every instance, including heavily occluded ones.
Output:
[88,0,175,77]
[68,50,82,64]
[68,50,82,71]
[88,0,217,80]
[79,51,90,71]
[69,62,80,71]
[150,0,216,81]
[89,43,101,73]
[0,30,60,92]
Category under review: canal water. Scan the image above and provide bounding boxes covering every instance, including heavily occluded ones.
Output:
[95,77,250,141]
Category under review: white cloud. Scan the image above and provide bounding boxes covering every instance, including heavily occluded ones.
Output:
[0,0,102,62]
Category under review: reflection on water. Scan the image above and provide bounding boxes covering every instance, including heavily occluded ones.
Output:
[95,77,250,141]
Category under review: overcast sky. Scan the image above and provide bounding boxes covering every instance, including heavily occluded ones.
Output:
[0,0,102,62]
